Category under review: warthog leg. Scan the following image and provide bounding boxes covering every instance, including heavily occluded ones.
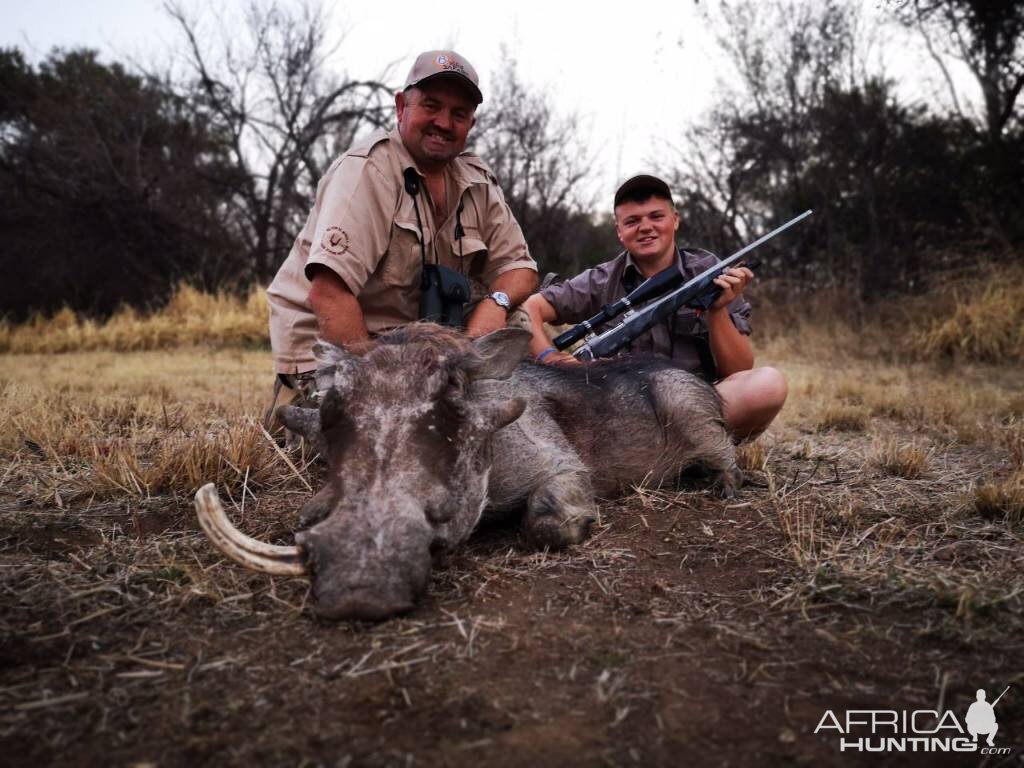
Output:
[649,370,743,499]
[524,471,597,549]
[489,410,598,549]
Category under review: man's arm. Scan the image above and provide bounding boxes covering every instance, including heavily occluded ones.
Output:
[465,267,538,337]
[706,267,754,377]
[308,266,370,346]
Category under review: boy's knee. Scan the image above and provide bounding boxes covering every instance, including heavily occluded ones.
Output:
[756,366,788,410]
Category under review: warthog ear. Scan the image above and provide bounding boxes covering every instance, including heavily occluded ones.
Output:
[480,397,526,431]
[470,328,531,380]
[313,340,352,365]
[277,405,320,440]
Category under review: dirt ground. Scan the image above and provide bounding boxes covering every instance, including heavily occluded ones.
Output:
[1,350,1022,766]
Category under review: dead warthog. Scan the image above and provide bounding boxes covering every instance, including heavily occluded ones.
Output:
[195,324,740,620]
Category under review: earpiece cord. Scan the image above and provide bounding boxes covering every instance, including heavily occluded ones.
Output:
[455,199,465,275]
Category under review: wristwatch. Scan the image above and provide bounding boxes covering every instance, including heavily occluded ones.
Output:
[486,291,511,312]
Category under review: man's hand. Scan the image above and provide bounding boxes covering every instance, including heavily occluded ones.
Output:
[711,266,754,310]
[467,268,539,337]
[465,298,509,338]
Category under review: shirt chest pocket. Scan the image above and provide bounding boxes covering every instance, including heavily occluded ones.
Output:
[381,219,427,288]
[457,226,488,274]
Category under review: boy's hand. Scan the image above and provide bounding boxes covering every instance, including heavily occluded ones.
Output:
[711,267,754,309]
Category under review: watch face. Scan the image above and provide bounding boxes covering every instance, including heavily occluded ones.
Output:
[490,291,511,309]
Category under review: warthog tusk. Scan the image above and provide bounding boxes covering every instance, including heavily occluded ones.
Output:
[194,483,307,577]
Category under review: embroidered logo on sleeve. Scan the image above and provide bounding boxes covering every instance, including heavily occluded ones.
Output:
[321,227,349,256]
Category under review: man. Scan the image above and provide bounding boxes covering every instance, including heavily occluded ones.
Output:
[523,175,787,441]
[266,50,537,402]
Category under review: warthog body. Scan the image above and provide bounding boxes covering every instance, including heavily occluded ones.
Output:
[197,324,740,620]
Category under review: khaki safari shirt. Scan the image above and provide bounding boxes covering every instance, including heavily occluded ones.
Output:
[267,128,536,374]
[540,248,752,379]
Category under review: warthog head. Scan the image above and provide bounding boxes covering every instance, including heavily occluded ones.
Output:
[195,325,528,621]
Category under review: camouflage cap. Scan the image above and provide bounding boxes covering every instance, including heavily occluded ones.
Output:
[614,174,674,207]
[403,50,482,105]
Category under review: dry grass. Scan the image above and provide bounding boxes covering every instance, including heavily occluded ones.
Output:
[973,470,1024,526]
[814,404,869,432]
[735,440,768,471]
[907,266,1024,364]
[0,284,269,354]
[754,261,1024,366]
[867,436,931,479]
[0,348,305,505]
[1006,418,1024,469]
[763,354,1016,447]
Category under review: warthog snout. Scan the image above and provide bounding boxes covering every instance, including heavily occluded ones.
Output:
[295,498,433,622]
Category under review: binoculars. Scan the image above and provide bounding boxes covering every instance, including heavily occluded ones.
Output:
[419,263,470,327]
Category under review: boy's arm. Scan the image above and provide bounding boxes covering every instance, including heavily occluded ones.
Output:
[523,293,578,364]
[706,267,755,377]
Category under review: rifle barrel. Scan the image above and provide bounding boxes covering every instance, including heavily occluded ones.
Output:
[992,685,1010,708]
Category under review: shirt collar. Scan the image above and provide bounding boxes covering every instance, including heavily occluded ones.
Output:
[623,247,683,285]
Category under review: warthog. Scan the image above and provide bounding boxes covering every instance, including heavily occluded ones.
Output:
[195,324,740,620]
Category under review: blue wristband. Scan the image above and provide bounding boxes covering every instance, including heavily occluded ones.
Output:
[536,347,558,362]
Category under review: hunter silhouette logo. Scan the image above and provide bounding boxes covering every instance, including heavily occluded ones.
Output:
[814,685,1012,754]
[321,226,349,256]
[966,687,1008,747]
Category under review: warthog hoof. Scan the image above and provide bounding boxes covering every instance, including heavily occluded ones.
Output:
[523,477,597,549]
[714,466,744,499]
[524,509,596,550]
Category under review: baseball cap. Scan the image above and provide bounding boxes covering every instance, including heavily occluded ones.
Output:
[614,174,674,207]
[403,50,483,105]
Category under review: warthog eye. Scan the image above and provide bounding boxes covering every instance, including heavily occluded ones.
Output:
[412,397,462,483]
[445,372,465,401]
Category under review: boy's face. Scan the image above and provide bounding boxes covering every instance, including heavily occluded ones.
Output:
[614,196,680,266]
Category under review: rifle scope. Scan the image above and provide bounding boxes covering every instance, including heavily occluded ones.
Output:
[552,262,686,351]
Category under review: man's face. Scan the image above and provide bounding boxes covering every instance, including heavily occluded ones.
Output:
[395,81,477,170]
[614,196,680,266]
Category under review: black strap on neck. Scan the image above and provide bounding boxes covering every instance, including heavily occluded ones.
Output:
[454,199,465,272]
[403,168,432,270]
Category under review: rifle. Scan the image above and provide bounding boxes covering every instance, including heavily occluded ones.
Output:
[570,210,813,361]
[992,686,1010,708]
[552,261,687,351]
